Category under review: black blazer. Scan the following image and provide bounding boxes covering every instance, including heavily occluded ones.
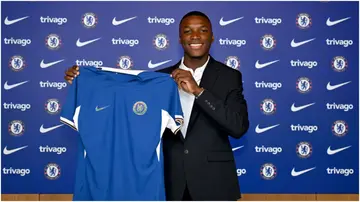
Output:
[156,56,249,201]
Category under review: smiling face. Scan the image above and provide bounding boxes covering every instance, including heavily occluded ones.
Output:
[179,15,214,59]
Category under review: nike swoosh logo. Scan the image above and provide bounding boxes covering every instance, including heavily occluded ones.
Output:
[40,124,64,133]
[76,37,101,47]
[290,38,315,48]
[95,105,109,111]
[232,146,244,151]
[112,16,137,26]
[3,145,28,155]
[291,102,315,112]
[255,124,280,134]
[255,60,280,69]
[148,59,172,68]
[326,81,351,91]
[327,145,351,155]
[326,17,351,26]
[219,17,244,26]
[4,80,29,90]
[4,16,29,25]
[291,167,316,177]
[40,59,65,68]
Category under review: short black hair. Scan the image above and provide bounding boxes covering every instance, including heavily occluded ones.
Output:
[179,11,212,26]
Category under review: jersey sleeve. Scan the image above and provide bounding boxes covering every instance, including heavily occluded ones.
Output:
[165,82,184,135]
[60,76,81,131]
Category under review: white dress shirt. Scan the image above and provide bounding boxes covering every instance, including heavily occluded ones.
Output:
[178,56,210,138]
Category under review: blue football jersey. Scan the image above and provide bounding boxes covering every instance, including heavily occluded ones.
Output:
[60,66,184,201]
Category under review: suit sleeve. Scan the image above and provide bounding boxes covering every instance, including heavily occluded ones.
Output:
[60,75,81,131]
[195,71,249,139]
[165,82,184,135]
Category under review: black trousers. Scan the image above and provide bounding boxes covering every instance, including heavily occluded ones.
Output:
[182,184,193,201]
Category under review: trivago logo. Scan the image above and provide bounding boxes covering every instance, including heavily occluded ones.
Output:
[39,145,67,155]
[236,168,247,176]
[3,167,30,176]
[147,16,175,25]
[3,102,31,111]
[4,37,31,46]
[40,16,68,25]
[327,167,354,176]
[255,146,282,155]
[39,81,67,90]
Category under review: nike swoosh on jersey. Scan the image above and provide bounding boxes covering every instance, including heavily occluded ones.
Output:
[4,80,29,90]
[112,16,137,26]
[255,59,280,69]
[95,105,110,111]
[291,102,315,112]
[327,145,351,155]
[219,17,244,26]
[291,167,316,177]
[326,81,351,91]
[76,37,101,47]
[326,17,351,26]
[255,124,280,134]
[290,38,315,48]
[40,59,65,68]
[148,59,172,68]
[4,16,29,25]
[3,145,28,155]
[40,124,64,133]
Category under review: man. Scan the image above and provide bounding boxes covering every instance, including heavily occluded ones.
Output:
[64,11,249,201]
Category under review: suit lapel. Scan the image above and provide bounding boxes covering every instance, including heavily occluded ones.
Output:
[185,56,220,136]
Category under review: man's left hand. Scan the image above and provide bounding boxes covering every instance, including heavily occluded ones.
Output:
[171,69,204,96]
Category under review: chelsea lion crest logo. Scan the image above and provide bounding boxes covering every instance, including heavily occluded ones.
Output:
[133,101,147,115]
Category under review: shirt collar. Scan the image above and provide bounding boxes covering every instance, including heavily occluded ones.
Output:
[179,56,210,75]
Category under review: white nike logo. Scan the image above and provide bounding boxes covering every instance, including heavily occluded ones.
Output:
[255,124,280,134]
[148,59,172,68]
[76,37,101,47]
[291,102,315,112]
[40,124,64,133]
[255,59,280,69]
[4,16,29,25]
[291,167,316,177]
[40,59,65,68]
[3,145,28,155]
[232,146,244,151]
[326,17,351,27]
[4,80,29,90]
[326,81,351,91]
[290,38,315,48]
[112,16,137,26]
[95,105,110,111]
[219,17,244,26]
[327,145,351,155]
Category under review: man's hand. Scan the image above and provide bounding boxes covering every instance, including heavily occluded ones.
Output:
[171,69,204,96]
[64,65,79,84]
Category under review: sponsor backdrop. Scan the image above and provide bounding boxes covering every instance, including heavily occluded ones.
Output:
[1,1,359,195]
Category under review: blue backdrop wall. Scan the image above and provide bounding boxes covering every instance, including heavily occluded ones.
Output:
[2,1,359,194]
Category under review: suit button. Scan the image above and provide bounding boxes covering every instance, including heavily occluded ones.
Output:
[184,149,189,154]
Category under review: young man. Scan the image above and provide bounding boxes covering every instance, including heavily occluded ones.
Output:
[64,11,249,201]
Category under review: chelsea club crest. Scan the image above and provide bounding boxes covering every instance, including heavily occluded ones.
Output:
[133,101,147,115]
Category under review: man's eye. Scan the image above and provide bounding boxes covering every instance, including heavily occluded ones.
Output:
[184,30,191,34]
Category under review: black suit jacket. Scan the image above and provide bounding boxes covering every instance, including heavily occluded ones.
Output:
[156,56,249,201]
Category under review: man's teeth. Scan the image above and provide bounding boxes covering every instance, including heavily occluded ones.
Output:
[190,44,202,47]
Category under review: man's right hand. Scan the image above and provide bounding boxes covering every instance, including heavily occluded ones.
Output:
[64,65,79,84]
